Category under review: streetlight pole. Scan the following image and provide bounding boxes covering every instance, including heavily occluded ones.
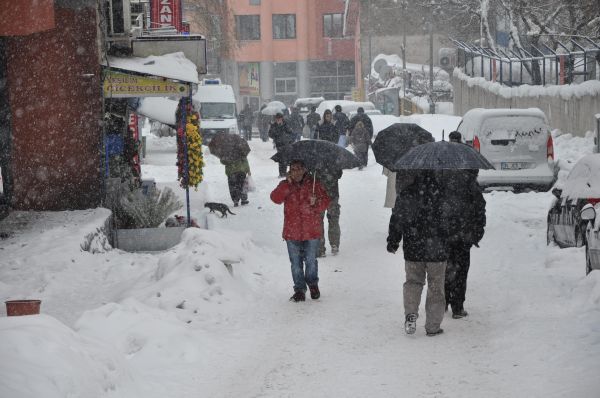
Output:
[428,21,435,114]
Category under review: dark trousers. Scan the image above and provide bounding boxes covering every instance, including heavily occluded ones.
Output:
[353,148,368,167]
[444,242,471,312]
[227,172,248,204]
[275,145,288,177]
[243,125,252,140]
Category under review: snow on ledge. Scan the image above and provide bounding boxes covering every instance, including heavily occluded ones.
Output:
[453,68,600,100]
[104,52,199,84]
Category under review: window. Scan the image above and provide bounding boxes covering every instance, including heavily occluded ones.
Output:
[272,14,296,39]
[309,60,355,99]
[323,13,343,38]
[275,78,297,95]
[235,15,260,40]
[249,0,260,4]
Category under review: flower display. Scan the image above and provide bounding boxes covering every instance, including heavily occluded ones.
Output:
[177,111,204,189]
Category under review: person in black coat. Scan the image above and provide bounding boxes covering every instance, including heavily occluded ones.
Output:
[258,105,272,142]
[333,105,349,146]
[315,109,338,143]
[239,104,255,141]
[387,170,450,336]
[306,106,321,139]
[287,107,305,142]
[348,107,374,140]
[268,113,295,177]
[443,131,486,319]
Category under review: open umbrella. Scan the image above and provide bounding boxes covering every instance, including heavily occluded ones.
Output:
[208,131,250,162]
[261,101,287,116]
[394,141,495,170]
[372,123,434,171]
[271,139,361,172]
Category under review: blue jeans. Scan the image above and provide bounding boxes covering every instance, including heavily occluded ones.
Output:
[286,239,320,292]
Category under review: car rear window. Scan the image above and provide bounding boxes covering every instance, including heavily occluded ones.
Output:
[479,116,547,145]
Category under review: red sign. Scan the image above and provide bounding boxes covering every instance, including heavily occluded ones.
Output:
[150,0,183,32]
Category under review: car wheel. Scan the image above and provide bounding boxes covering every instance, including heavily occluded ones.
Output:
[546,223,555,245]
[586,244,593,275]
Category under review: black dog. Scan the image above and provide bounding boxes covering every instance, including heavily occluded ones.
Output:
[204,202,236,218]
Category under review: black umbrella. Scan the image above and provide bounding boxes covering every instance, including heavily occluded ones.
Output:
[271,139,361,172]
[394,141,495,170]
[372,123,434,170]
[208,132,250,162]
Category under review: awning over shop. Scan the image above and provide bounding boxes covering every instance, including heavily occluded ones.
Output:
[137,97,179,126]
[103,52,200,84]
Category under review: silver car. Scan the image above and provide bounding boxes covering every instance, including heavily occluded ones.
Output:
[456,108,556,191]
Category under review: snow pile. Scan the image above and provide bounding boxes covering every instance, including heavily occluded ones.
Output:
[454,68,600,100]
[0,314,139,398]
[553,130,596,188]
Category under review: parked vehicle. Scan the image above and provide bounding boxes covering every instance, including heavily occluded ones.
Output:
[456,108,556,191]
[294,97,324,122]
[348,109,382,119]
[547,154,600,249]
[192,82,238,144]
[581,204,600,274]
[316,100,376,117]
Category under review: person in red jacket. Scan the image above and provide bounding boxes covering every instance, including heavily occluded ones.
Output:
[270,160,331,302]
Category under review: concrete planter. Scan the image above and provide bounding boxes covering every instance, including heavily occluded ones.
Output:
[113,227,186,252]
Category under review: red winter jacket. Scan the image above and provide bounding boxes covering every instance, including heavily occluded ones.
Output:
[270,176,331,241]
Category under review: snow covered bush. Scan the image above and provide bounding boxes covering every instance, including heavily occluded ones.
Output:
[119,187,182,229]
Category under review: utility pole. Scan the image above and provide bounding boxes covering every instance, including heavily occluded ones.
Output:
[367,0,372,81]
[428,21,435,114]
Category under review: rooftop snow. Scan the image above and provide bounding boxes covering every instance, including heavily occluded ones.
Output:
[104,52,200,84]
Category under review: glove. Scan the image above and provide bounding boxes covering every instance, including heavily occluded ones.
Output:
[387,240,399,254]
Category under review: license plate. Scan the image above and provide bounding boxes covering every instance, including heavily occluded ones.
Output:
[501,162,530,170]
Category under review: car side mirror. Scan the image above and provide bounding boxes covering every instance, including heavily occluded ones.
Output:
[581,204,596,221]
[551,188,562,199]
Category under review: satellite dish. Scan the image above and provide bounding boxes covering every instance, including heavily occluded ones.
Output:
[373,58,388,74]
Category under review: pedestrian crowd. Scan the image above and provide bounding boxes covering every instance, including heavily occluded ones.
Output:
[212,103,487,337]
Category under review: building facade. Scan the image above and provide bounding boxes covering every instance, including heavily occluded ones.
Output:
[0,0,103,212]
[227,0,360,109]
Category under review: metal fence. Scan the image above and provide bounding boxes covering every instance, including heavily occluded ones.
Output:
[451,36,600,87]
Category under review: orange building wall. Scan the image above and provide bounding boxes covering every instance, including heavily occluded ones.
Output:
[229,0,354,63]
[6,6,103,210]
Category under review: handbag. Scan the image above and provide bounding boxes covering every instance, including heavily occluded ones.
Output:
[243,175,256,193]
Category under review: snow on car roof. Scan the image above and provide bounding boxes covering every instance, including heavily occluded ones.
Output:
[294,97,325,107]
[562,154,600,200]
[316,100,375,116]
[193,84,236,103]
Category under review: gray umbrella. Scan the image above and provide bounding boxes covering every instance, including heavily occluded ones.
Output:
[394,141,495,170]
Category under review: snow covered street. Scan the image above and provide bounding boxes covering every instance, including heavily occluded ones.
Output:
[1,134,599,397]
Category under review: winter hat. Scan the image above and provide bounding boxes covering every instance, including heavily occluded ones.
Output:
[275,112,284,119]
[334,105,342,112]
[357,107,364,113]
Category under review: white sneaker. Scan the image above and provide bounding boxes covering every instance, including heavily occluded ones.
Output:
[331,245,339,255]
[404,313,417,335]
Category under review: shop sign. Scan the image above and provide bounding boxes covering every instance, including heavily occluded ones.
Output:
[150,0,183,32]
[103,71,189,98]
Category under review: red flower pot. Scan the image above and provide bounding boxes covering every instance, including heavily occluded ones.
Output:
[5,300,41,316]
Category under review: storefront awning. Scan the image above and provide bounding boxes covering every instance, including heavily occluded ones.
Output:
[103,52,199,84]
[137,97,179,126]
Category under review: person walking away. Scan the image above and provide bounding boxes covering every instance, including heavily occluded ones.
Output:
[387,170,450,336]
[349,107,374,141]
[240,104,255,141]
[220,156,251,207]
[317,168,342,257]
[269,113,295,177]
[258,105,272,142]
[287,107,305,142]
[333,104,349,147]
[443,131,486,319]
[306,106,321,139]
[315,109,338,143]
[348,120,371,169]
[271,160,331,301]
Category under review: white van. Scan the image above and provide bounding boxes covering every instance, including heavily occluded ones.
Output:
[456,108,556,191]
[192,82,238,144]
